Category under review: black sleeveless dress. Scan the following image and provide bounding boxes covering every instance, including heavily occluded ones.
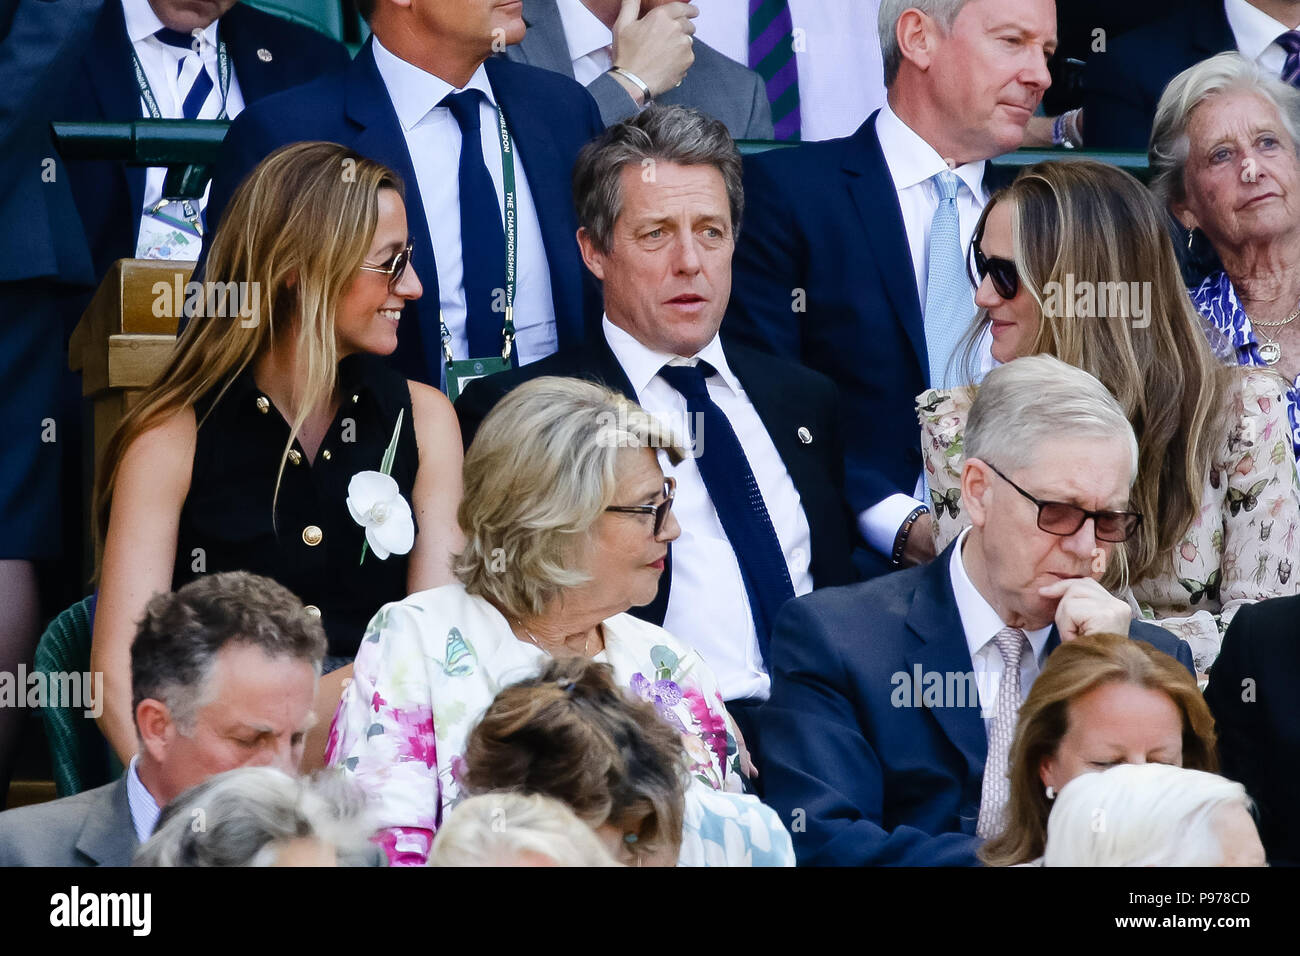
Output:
[173,353,419,658]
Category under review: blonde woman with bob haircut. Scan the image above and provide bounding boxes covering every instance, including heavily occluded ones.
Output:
[92,142,464,767]
[1043,763,1265,867]
[917,158,1300,673]
[980,632,1217,867]
[328,377,789,867]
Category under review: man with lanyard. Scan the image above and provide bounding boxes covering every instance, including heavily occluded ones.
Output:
[206,0,605,394]
[58,0,350,274]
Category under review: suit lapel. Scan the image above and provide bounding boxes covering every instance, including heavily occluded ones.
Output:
[485,57,585,351]
[903,545,987,778]
[843,113,928,380]
[85,0,147,232]
[219,4,275,102]
[1193,0,1237,57]
[345,40,442,380]
[517,0,579,77]
[726,344,817,513]
[74,778,137,866]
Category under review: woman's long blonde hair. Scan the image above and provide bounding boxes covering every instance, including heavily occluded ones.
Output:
[955,159,1236,583]
[93,142,403,575]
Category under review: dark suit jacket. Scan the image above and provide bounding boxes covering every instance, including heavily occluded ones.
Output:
[0,0,102,285]
[505,0,772,140]
[1204,595,1300,866]
[1082,0,1236,151]
[57,0,351,281]
[455,332,858,626]
[726,112,1014,565]
[758,538,1196,867]
[206,38,605,386]
[0,777,136,866]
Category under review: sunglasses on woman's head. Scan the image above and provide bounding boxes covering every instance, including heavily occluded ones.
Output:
[359,241,414,290]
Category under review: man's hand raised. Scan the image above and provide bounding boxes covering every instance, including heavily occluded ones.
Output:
[1040,576,1132,642]
[610,0,698,101]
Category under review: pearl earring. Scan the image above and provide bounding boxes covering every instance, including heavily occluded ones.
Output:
[1045,785,1056,800]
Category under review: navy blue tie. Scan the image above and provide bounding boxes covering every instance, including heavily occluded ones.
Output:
[440,90,506,359]
[658,362,795,663]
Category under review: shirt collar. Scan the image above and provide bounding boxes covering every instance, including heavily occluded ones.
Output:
[372,35,497,133]
[123,0,220,48]
[948,527,1053,662]
[876,99,988,201]
[602,315,742,397]
[556,0,614,62]
[125,755,163,844]
[1225,0,1300,62]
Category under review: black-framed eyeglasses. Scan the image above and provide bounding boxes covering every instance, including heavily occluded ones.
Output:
[986,463,1142,543]
[605,477,676,536]
[359,241,414,290]
[968,216,1019,300]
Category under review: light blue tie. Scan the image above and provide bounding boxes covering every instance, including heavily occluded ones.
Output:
[923,171,975,390]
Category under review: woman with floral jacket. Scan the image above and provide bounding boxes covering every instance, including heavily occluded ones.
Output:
[918,160,1300,675]
[328,378,793,866]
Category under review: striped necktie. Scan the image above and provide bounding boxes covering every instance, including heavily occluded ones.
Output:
[1277,31,1300,87]
[154,27,216,120]
[748,0,801,141]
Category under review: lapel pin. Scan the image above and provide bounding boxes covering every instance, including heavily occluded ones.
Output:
[797,426,812,445]
[257,48,273,62]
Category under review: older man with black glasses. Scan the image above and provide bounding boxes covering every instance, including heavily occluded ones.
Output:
[758,355,1195,867]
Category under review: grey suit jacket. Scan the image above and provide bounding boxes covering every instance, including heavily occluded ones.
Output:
[506,0,773,140]
[0,778,137,867]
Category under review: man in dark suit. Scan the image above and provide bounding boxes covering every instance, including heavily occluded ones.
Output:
[1204,594,1300,867]
[0,0,103,808]
[759,356,1196,866]
[505,0,773,140]
[727,0,1056,578]
[457,106,856,758]
[206,0,605,387]
[1082,0,1247,150]
[58,0,351,277]
[0,572,324,866]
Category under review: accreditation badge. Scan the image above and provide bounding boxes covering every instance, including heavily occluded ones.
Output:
[446,355,512,403]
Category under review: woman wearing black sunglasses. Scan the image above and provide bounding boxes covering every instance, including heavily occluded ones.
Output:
[91,143,465,766]
[917,158,1300,676]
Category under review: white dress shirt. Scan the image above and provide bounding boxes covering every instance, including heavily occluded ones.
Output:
[125,755,162,844]
[603,317,813,702]
[372,37,558,369]
[948,528,1053,724]
[690,0,884,141]
[1225,0,1300,74]
[556,0,614,85]
[858,100,992,557]
[122,0,246,259]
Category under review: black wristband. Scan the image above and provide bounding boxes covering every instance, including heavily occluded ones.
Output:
[891,505,930,567]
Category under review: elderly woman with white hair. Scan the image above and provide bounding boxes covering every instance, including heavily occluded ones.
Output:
[133,767,376,867]
[1042,763,1266,867]
[1151,51,1300,473]
[327,376,788,866]
[429,792,618,867]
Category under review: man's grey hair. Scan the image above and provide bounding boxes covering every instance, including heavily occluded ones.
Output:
[878,0,972,87]
[133,767,376,867]
[1043,763,1256,867]
[1150,51,1300,207]
[430,792,619,867]
[966,355,1139,481]
[130,571,326,737]
[572,105,744,253]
